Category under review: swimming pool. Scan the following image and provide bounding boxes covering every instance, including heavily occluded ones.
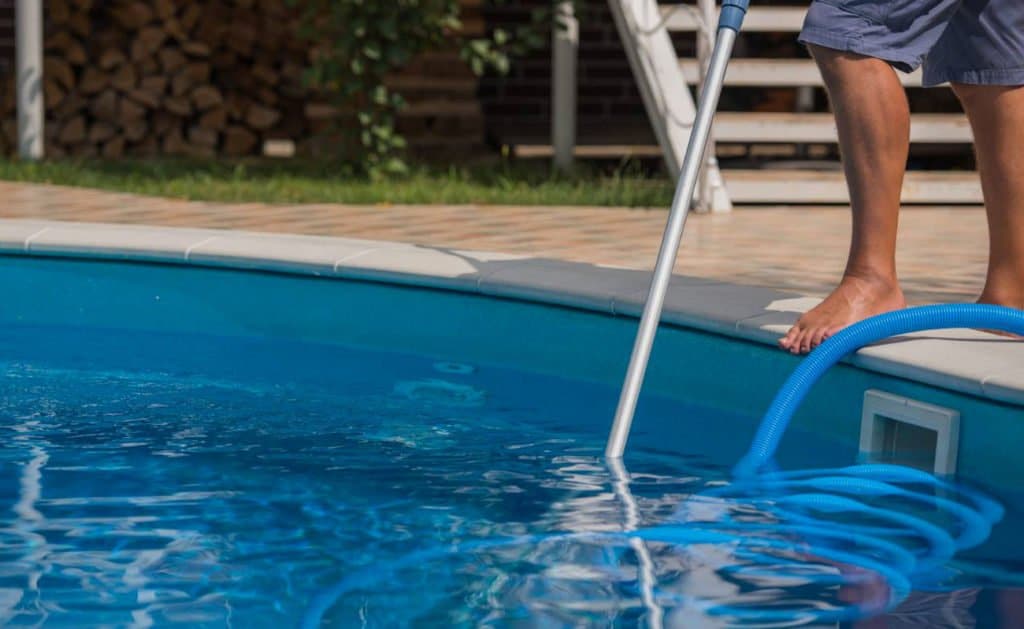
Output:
[1,222,1022,627]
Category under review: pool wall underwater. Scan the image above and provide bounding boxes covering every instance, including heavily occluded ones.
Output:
[1,220,1021,494]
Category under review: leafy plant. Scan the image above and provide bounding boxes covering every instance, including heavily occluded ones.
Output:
[287,0,575,176]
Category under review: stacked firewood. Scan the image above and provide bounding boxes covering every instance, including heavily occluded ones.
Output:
[1,0,309,158]
[0,0,487,159]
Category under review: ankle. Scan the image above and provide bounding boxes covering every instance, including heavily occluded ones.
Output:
[840,266,901,291]
[978,289,1024,310]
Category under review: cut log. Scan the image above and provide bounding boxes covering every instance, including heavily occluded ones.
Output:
[80,67,110,94]
[44,56,75,91]
[281,62,304,84]
[183,143,216,159]
[164,19,188,42]
[68,11,91,39]
[111,64,138,92]
[183,41,212,57]
[305,103,338,120]
[153,111,180,136]
[223,125,258,156]
[58,116,87,144]
[226,23,257,56]
[134,135,160,156]
[50,0,71,25]
[114,3,155,30]
[103,136,127,159]
[159,48,187,74]
[155,0,177,21]
[139,57,160,75]
[44,80,66,109]
[199,107,228,131]
[181,5,202,31]
[141,76,168,94]
[211,50,237,71]
[132,27,168,61]
[123,118,148,142]
[186,62,211,84]
[162,127,186,154]
[88,122,117,144]
[171,70,193,97]
[226,94,248,120]
[56,91,87,119]
[120,98,147,121]
[246,104,281,130]
[252,64,279,86]
[257,88,278,106]
[188,126,218,148]
[98,48,126,70]
[127,88,161,109]
[45,32,87,65]
[192,86,223,111]
[91,90,120,122]
[164,95,193,117]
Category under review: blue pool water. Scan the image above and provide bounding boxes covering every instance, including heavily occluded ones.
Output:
[1,323,1022,628]
[1,258,1023,627]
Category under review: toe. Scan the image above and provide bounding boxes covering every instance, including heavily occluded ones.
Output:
[790,329,808,354]
[809,327,830,351]
[798,334,812,354]
[779,326,799,349]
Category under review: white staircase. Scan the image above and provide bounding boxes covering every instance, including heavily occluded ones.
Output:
[604,1,981,207]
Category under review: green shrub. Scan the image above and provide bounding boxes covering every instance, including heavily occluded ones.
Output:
[287,0,568,176]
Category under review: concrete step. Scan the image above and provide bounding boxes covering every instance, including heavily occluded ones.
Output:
[714,112,972,143]
[725,169,981,204]
[661,5,805,32]
[513,144,664,158]
[680,58,926,87]
[508,111,971,157]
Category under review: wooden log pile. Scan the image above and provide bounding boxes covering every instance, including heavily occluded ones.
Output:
[1,0,308,158]
[0,0,487,159]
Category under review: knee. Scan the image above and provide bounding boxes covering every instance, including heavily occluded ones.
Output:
[807,45,895,88]
[951,82,1014,110]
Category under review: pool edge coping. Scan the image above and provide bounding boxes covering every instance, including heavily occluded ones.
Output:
[2,218,1022,407]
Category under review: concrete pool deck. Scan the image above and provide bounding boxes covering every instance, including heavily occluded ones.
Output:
[0,181,990,305]
[0,186,1021,408]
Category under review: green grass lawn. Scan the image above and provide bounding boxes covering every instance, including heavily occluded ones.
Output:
[0,158,676,207]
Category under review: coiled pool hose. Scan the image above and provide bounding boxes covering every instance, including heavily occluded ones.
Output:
[735,304,1024,477]
[304,304,1024,627]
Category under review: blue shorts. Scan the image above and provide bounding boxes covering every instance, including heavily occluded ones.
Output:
[799,0,1024,87]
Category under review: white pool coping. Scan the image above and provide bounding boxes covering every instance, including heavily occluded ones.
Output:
[2,218,1022,407]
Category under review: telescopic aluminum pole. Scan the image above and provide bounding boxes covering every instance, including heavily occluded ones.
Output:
[606,0,749,458]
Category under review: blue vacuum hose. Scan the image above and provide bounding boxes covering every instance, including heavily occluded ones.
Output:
[304,305,1022,626]
[735,304,1024,477]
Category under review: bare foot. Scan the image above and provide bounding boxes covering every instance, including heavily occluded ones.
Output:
[976,293,1024,338]
[779,274,906,354]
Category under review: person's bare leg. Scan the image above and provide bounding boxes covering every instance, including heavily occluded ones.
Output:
[779,46,908,354]
[952,83,1024,313]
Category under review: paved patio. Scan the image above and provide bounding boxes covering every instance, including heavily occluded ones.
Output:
[0,181,989,304]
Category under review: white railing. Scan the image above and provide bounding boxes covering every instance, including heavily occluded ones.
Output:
[607,0,732,212]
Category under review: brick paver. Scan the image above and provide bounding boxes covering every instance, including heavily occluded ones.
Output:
[0,181,990,304]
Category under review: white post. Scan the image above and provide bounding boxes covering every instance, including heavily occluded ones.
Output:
[16,0,44,160]
[552,1,578,173]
